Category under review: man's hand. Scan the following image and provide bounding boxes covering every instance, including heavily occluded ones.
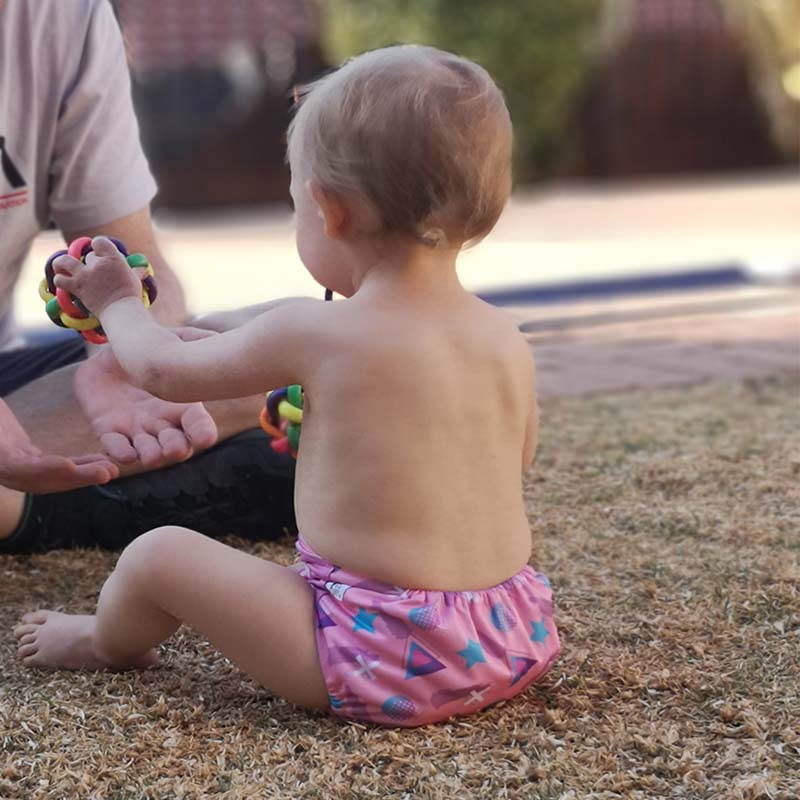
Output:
[75,347,218,469]
[0,399,119,493]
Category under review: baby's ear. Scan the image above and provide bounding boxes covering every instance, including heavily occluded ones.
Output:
[308,181,348,239]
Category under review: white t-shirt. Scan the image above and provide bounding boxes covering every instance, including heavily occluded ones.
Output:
[0,0,157,350]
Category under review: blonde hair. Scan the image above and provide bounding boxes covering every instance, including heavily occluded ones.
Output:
[287,45,512,249]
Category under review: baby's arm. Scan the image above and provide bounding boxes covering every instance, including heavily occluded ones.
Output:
[97,297,326,402]
[53,238,327,401]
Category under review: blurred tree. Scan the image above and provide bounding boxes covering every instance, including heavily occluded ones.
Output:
[721,0,800,160]
[578,0,784,178]
[322,0,601,183]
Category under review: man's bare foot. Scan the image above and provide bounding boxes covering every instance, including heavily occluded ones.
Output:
[13,610,158,670]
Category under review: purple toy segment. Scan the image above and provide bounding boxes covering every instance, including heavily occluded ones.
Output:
[142,275,157,304]
[266,386,289,426]
[44,249,67,294]
[108,237,129,256]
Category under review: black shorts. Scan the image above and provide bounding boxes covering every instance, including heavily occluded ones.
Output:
[0,332,87,397]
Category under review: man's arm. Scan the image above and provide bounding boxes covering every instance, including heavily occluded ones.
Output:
[64,205,187,328]
[190,297,318,333]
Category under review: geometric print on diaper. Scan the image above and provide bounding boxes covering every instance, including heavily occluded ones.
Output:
[404,639,446,679]
[324,595,555,723]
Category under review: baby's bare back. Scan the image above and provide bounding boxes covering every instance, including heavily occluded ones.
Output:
[294,292,536,591]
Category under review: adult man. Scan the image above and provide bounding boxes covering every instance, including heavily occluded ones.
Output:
[0,0,296,553]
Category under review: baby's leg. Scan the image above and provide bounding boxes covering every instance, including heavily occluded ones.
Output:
[14,527,328,709]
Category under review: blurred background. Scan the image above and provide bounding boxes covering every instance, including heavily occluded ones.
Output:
[17,0,800,320]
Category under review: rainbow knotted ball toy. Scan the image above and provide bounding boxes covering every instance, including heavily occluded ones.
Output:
[40,236,157,345]
[260,384,303,458]
[257,291,333,457]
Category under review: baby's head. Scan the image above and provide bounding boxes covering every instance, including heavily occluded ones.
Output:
[287,45,512,254]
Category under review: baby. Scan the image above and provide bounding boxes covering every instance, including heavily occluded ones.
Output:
[14,45,560,727]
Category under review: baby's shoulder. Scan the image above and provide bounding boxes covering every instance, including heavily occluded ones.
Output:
[468,297,532,354]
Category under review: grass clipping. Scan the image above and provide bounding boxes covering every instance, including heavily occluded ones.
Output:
[1,374,798,799]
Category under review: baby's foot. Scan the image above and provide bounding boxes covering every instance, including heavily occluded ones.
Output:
[13,610,158,670]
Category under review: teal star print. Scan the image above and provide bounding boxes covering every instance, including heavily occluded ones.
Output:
[353,608,378,633]
[529,620,549,643]
[456,639,486,669]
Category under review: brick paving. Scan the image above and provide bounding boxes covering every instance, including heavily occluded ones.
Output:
[508,286,799,397]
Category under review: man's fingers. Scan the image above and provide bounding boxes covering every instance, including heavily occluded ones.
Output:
[69,462,117,486]
[156,427,192,463]
[35,455,117,491]
[180,405,218,452]
[131,432,165,470]
[142,415,191,464]
[99,432,139,465]
[70,452,121,470]
[180,404,218,452]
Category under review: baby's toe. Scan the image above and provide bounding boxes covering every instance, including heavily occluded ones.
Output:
[18,633,37,646]
[21,610,50,625]
[17,642,39,659]
[13,623,38,640]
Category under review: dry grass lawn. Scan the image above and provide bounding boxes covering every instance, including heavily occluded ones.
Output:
[1,374,798,799]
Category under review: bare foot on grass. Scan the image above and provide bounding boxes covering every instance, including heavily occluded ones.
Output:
[14,610,158,670]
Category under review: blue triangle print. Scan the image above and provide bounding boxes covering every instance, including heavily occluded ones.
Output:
[404,641,446,680]
[508,654,538,686]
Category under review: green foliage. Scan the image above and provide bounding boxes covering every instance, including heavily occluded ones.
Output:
[322,0,602,183]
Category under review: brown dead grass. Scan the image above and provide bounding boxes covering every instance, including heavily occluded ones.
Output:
[1,374,798,799]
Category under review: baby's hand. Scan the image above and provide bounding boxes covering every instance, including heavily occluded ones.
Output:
[53,236,143,319]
